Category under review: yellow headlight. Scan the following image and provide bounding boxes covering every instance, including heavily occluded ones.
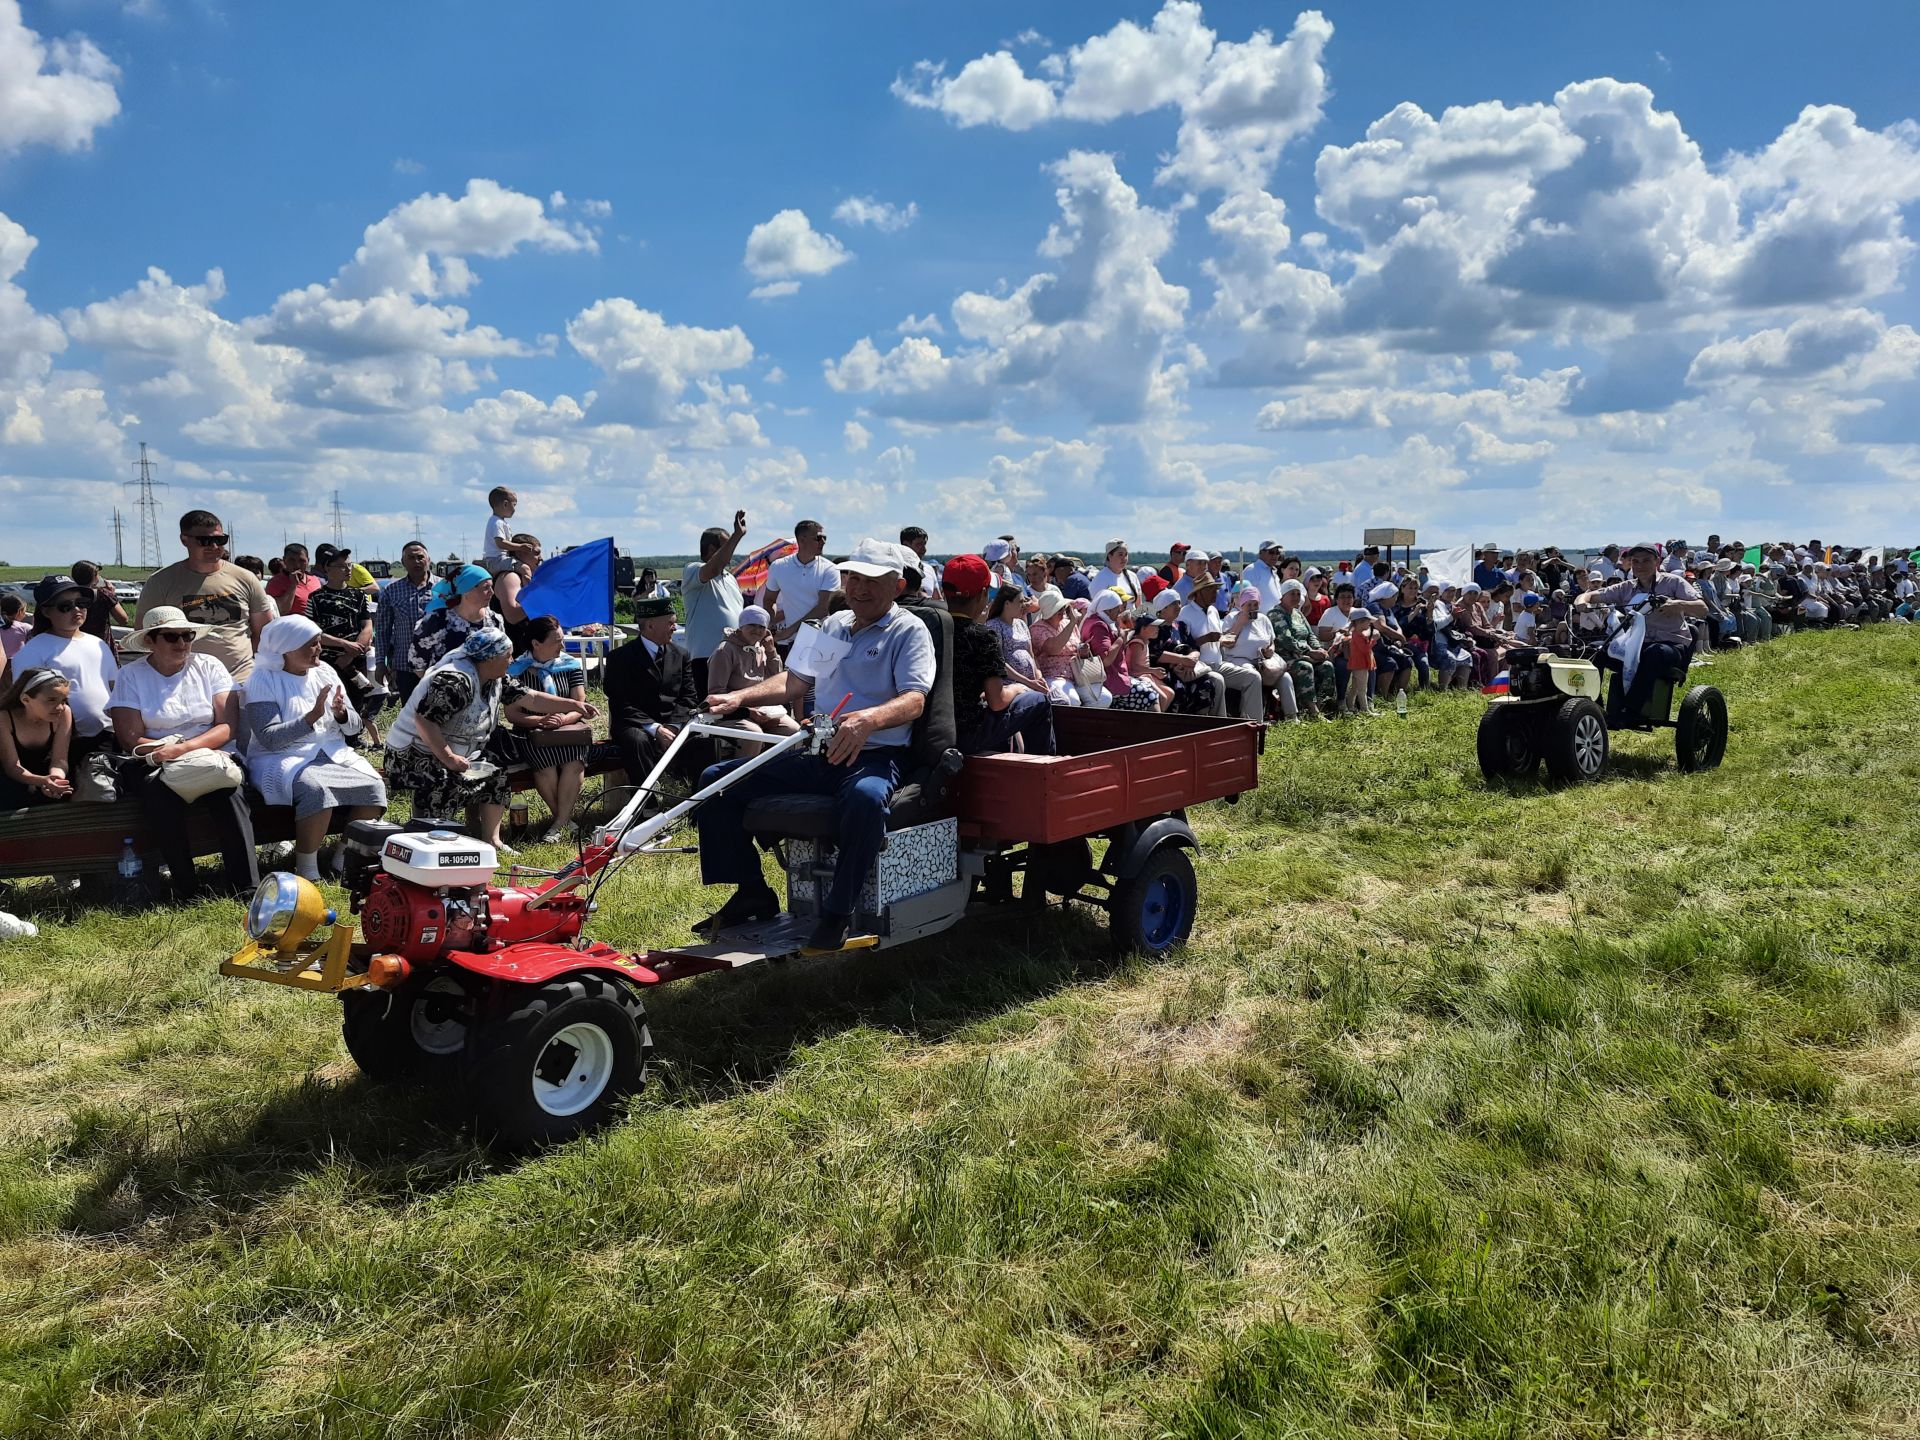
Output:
[244,873,335,952]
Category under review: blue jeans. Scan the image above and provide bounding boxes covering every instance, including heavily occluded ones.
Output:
[958,689,1055,756]
[696,747,905,918]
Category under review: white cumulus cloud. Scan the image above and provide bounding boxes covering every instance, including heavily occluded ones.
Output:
[832,195,919,232]
[893,3,1333,195]
[743,208,853,297]
[0,0,120,155]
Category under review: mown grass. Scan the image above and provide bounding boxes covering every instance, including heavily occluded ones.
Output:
[0,626,1916,1437]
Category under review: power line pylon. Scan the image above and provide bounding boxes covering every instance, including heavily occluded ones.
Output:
[123,443,170,568]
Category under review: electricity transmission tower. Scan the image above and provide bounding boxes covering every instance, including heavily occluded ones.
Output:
[329,490,348,549]
[112,509,125,567]
[123,443,169,568]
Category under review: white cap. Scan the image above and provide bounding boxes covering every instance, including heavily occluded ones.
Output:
[839,537,906,578]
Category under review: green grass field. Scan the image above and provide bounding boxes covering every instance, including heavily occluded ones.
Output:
[1,628,1916,1437]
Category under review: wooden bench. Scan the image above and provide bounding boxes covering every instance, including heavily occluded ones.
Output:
[0,744,628,882]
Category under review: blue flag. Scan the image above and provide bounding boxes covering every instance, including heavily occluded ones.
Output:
[518,537,615,628]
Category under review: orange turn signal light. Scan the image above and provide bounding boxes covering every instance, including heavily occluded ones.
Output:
[368,954,412,989]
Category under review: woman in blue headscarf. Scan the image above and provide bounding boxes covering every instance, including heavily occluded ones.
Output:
[406,563,502,677]
[383,627,578,851]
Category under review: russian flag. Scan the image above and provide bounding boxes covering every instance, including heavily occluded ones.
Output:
[1481,670,1510,695]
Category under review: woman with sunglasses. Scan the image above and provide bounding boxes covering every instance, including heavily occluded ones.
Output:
[0,667,75,808]
[109,606,256,900]
[11,574,119,764]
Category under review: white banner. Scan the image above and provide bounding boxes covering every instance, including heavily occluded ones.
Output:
[1419,544,1474,588]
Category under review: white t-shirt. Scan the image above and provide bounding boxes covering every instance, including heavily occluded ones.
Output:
[481,512,513,565]
[109,653,237,752]
[1512,610,1538,642]
[1316,606,1353,639]
[765,554,841,629]
[1225,612,1274,664]
[13,632,119,737]
[1177,601,1225,666]
[1089,566,1142,605]
[1895,577,1915,600]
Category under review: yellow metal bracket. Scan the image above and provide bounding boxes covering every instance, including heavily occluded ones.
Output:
[221,924,372,993]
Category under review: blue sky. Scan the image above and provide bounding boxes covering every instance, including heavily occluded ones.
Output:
[3,0,1918,564]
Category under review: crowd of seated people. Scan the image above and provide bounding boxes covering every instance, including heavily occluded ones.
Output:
[2,499,1914,905]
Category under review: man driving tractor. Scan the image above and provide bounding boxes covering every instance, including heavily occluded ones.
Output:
[693,536,936,955]
[1575,540,1708,725]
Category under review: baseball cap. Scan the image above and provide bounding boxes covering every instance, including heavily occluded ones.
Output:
[1105,538,1129,557]
[940,553,992,593]
[1169,540,1190,553]
[1623,540,1660,557]
[1141,574,1169,600]
[34,573,85,607]
[839,537,907,579]
[982,539,1013,565]
[1521,591,1542,605]
[1258,539,1281,553]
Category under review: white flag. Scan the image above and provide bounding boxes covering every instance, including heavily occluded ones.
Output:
[1419,545,1474,588]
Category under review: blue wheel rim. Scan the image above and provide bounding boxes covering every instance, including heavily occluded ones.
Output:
[1140,871,1192,949]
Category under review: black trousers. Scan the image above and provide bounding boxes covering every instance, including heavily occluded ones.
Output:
[614,724,717,800]
[122,763,258,899]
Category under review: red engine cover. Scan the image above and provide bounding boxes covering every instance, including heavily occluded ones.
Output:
[360,874,486,961]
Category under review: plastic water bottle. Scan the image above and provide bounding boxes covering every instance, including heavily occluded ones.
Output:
[113,837,144,906]
[1395,689,1409,719]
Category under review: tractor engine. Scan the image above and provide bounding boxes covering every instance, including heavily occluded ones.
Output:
[353,827,502,961]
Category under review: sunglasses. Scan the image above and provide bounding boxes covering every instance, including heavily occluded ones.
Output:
[188,534,231,547]
[152,631,196,644]
[51,599,90,613]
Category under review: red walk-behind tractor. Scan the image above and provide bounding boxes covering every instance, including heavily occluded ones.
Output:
[224,701,1260,1149]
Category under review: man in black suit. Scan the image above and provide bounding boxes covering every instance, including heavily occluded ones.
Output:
[605,596,715,793]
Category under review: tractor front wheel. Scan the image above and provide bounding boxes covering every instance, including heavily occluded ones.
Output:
[1543,697,1609,784]
[470,976,651,1149]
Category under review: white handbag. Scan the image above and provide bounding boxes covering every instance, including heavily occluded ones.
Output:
[137,737,245,802]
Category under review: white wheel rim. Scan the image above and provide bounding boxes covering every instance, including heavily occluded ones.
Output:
[531,1022,615,1117]
[1574,714,1605,773]
[409,977,469,1056]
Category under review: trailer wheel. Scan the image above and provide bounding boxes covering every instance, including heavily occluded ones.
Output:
[471,976,651,1149]
[1675,685,1728,772]
[1543,697,1609,785]
[1476,706,1541,782]
[340,975,474,1080]
[1109,845,1196,957]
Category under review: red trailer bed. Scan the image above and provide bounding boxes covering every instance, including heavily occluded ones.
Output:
[951,708,1259,846]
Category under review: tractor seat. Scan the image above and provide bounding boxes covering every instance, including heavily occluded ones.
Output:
[740,749,964,843]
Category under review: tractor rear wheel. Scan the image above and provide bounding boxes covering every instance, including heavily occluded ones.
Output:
[1476,705,1541,782]
[1675,685,1728,772]
[1543,697,1609,784]
[470,976,651,1149]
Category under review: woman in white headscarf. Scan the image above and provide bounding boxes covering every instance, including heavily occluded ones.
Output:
[244,615,388,881]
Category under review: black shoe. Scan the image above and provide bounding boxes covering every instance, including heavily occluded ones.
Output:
[801,912,852,954]
[693,883,779,939]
